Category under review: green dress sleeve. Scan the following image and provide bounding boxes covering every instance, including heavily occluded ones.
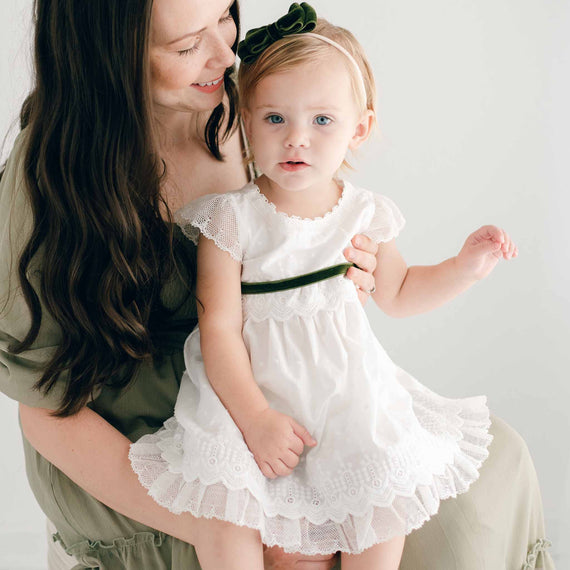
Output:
[0,130,69,410]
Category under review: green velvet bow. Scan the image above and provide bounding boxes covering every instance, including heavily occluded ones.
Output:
[237,2,317,65]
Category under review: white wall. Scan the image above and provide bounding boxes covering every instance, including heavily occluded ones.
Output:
[2,0,568,568]
[1,4,48,570]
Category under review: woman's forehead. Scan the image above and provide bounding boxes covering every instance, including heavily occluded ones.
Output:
[151,0,232,46]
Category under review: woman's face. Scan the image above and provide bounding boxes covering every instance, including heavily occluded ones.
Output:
[150,0,237,114]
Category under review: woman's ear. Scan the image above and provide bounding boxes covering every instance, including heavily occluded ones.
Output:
[349,110,375,150]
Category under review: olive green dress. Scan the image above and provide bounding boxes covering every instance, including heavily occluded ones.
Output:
[1,131,554,569]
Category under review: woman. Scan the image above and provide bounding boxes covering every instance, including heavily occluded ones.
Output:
[0,0,552,569]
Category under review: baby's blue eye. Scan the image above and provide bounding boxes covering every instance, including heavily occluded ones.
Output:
[267,115,284,124]
[315,116,332,126]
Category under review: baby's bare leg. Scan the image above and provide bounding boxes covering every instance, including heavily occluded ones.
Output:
[264,545,338,569]
[341,536,405,570]
[194,517,264,570]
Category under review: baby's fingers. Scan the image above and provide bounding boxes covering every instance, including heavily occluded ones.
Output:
[290,419,317,448]
[259,461,278,479]
[272,459,294,478]
[501,233,518,259]
[281,449,301,470]
[288,436,305,457]
[475,224,504,244]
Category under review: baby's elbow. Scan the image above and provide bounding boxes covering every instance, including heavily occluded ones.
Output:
[373,294,412,319]
[374,297,402,318]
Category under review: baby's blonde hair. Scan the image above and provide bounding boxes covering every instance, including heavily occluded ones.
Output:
[238,19,377,120]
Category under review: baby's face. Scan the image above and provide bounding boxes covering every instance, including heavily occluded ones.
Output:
[242,57,368,194]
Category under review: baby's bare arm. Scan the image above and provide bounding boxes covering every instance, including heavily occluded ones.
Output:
[197,237,315,478]
[372,225,517,317]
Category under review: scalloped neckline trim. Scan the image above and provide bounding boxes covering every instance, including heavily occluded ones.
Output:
[250,180,351,223]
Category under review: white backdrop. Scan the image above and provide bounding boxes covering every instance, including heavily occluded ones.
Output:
[1,0,568,568]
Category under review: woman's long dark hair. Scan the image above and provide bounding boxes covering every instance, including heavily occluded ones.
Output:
[8,0,240,417]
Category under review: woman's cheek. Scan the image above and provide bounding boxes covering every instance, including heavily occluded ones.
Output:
[151,53,194,90]
[222,21,238,49]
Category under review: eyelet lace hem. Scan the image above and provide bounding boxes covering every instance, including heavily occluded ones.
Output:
[130,401,492,555]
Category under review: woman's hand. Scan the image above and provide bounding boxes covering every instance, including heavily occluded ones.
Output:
[241,408,317,479]
[455,225,518,281]
[344,234,379,304]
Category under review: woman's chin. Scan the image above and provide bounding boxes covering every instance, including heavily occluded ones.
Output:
[152,90,226,116]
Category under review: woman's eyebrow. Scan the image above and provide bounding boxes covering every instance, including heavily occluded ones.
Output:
[167,28,205,46]
[166,0,234,46]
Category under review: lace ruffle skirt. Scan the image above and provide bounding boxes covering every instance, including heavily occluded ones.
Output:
[130,303,492,555]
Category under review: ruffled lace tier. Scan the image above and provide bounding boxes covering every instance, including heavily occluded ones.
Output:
[130,399,492,555]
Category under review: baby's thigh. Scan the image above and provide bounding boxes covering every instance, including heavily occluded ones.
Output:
[264,546,338,569]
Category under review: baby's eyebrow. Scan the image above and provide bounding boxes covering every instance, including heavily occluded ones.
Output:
[254,104,342,112]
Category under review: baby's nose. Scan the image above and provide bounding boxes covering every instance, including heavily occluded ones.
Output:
[285,126,310,148]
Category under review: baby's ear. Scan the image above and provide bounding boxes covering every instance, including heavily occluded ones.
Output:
[349,110,375,150]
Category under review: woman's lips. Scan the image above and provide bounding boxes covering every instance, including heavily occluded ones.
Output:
[279,161,309,172]
[191,75,224,93]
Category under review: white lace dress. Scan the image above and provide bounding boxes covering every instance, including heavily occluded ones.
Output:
[129,180,493,555]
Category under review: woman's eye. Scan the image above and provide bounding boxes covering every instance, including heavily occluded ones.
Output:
[314,116,332,126]
[220,11,234,23]
[178,40,200,56]
[266,115,284,124]
[178,47,198,56]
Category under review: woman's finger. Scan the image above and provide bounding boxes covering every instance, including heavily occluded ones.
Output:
[344,248,376,274]
[352,234,378,255]
[346,266,376,295]
[344,236,378,274]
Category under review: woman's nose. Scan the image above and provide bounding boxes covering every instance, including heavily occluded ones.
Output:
[208,33,236,70]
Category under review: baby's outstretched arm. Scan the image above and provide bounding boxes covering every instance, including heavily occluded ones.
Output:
[372,225,517,317]
[196,236,316,479]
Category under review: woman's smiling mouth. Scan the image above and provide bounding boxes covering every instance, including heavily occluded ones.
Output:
[191,75,224,93]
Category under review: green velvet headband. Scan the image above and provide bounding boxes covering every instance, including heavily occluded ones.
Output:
[237,3,367,106]
[237,3,317,65]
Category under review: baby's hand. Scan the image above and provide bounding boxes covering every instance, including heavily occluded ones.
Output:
[241,408,317,479]
[456,225,518,280]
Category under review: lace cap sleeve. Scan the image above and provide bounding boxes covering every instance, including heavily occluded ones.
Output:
[174,193,242,261]
[362,193,405,243]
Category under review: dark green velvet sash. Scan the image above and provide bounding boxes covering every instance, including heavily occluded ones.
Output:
[241,263,353,295]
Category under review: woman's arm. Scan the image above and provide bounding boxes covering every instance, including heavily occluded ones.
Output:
[19,403,200,544]
[372,225,518,318]
[196,236,316,479]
